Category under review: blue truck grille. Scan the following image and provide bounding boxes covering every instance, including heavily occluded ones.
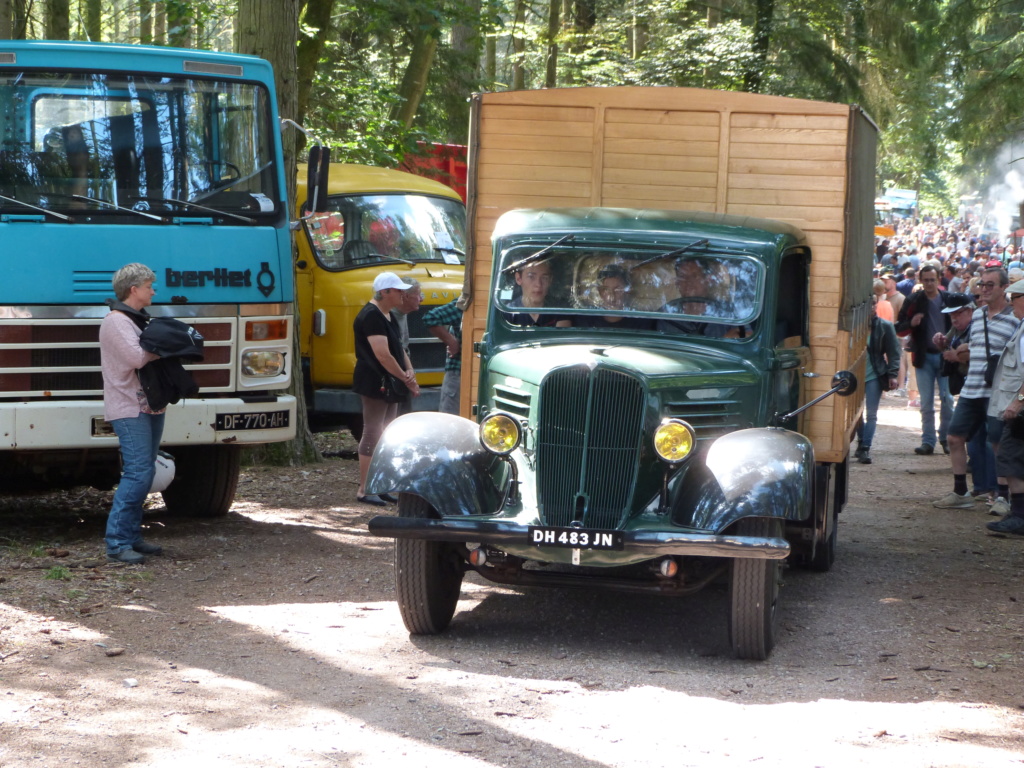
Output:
[536,366,645,530]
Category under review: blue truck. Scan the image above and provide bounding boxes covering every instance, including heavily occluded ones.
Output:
[0,41,301,515]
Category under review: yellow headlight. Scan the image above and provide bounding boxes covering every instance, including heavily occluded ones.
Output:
[653,419,695,464]
[480,414,521,455]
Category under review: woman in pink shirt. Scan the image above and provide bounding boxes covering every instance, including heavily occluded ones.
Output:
[99,264,163,564]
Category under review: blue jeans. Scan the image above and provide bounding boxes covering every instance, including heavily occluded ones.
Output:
[915,352,953,447]
[106,412,165,555]
[968,422,998,495]
[857,377,883,449]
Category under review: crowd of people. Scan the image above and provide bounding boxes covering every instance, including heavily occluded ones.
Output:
[867,218,1024,537]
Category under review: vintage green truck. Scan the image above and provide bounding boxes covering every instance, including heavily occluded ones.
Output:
[365,87,875,659]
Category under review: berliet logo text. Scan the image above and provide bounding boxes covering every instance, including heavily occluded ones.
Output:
[165,267,251,288]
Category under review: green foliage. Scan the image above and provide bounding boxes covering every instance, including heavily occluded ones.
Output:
[44,566,71,581]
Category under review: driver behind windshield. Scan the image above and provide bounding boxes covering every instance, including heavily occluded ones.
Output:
[658,256,747,338]
[574,264,654,330]
[503,260,571,327]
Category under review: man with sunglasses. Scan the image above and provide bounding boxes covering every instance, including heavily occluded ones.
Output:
[933,267,1020,509]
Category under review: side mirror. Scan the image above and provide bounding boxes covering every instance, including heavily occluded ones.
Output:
[831,370,858,396]
[775,369,859,425]
[307,145,330,213]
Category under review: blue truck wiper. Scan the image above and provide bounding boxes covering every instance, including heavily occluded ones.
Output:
[71,195,167,223]
[0,193,73,222]
[129,195,256,224]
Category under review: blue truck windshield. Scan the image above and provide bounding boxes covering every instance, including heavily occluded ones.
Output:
[305,193,466,270]
[495,244,764,336]
[0,71,276,218]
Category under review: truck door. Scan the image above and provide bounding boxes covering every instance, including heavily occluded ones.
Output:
[772,248,812,432]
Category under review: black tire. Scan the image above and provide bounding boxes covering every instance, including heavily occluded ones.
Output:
[394,493,464,634]
[808,464,838,572]
[161,445,241,518]
[729,518,782,660]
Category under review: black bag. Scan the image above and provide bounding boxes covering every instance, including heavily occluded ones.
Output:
[985,354,1001,388]
[379,373,409,403]
[948,367,967,396]
[983,312,1000,387]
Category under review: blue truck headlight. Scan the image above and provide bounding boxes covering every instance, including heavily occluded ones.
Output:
[653,419,695,464]
[480,413,521,455]
[241,350,285,377]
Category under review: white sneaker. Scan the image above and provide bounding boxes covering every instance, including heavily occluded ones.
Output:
[933,492,974,509]
[989,497,1010,516]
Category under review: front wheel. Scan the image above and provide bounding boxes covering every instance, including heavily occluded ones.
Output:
[728,518,782,660]
[161,445,241,518]
[394,493,464,634]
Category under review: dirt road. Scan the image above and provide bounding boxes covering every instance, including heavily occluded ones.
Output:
[1,399,1023,767]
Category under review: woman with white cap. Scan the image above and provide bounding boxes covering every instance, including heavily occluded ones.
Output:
[352,271,419,506]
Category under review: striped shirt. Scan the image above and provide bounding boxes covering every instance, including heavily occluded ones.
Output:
[960,304,1021,399]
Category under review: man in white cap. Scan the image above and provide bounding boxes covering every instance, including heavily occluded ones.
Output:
[986,279,1024,535]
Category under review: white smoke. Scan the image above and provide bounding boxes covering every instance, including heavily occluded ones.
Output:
[984,144,1024,239]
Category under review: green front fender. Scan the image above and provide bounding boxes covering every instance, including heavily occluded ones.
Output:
[365,412,510,516]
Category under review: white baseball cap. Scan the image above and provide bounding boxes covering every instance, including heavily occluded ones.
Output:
[372,272,412,292]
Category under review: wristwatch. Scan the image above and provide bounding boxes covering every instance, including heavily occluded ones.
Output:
[1017,393,1024,402]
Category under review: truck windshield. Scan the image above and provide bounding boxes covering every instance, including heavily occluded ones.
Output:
[304,193,466,270]
[494,243,764,336]
[0,71,276,219]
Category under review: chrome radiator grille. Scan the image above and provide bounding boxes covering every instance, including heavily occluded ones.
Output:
[536,366,645,529]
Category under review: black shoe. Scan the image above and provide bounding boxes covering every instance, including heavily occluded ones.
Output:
[986,515,1024,535]
[854,444,867,460]
[356,494,388,507]
[107,548,145,564]
[940,440,950,454]
[858,451,872,465]
[378,493,399,504]
[132,541,163,555]
[914,443,935,455]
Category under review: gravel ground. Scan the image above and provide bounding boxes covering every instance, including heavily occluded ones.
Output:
[1,398,1023,767]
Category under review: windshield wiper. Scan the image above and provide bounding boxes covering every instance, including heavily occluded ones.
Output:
[0,193,73,222]
[129,195,256,224]
[71,195,167,223]
[630,239,711,272]
[433,246,466,257]
[502,234,576,274]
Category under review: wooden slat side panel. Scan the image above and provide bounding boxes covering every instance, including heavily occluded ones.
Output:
[479,149,594,168]
[730,144,846,161]
[477,163,593,183]
[606,108,721,127]
[605,153,719,173]
[482,104,595,123]
[731,113,849,130]
[729,188,845,207]
[728,173,846,192]
[604,122,721,142]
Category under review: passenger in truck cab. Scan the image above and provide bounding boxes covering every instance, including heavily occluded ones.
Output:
[503,260,571,327]
[658,256,747,338]
[574,263,654,330]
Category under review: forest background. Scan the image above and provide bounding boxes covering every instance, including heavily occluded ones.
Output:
[4,0,1024,216]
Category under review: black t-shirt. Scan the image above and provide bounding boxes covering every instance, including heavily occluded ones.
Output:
[352,302,406,399]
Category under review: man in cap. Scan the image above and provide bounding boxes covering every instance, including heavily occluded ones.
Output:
[986,279,1024,534]
[932,269,1020,508]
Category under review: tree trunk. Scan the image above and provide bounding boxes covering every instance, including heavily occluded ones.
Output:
[744,0,774,93]
[390,23,439,128]
[296,0,335,127]
[511,0,528,90]
[450,0,482,134]
[46,0,70,39]
[138,0,152,43]
[545,0,559,87]
[1,0,29,38]
[154,1,165,44]
[86,0,102,41]
[166,0,191,47]
[237,0,319,466]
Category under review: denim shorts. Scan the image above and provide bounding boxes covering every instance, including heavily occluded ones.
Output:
[948,396,1000,443]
